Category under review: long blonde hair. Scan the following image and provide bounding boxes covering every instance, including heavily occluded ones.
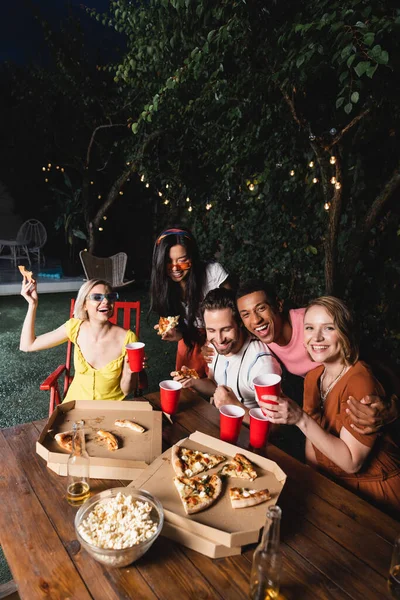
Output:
[305,296,359,365]
[73,279,112,320]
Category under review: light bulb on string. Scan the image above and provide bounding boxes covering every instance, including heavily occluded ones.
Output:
[188,206,193,212]
[61,168,64,173]
[186,197,190,202]
[44,178,48,183]
[48,163,51,168]
[309,161,314,168]
[42,167,46,171]
[99,227,104,231]
[145,183,150,188]
[248,183,255,191]
[165,184,169,189]
[98,195,102,199]
[140,174,145,182]
[335,182,342,190]
[163,199,169,205]
[206,203,212,210]
[158,191,162,197]
[126,161,130,166]
[330,177,336,184]
[330,156,336,165]
[56,166,60,170]
[312,178,318,184]
[90,181,94,185]
[324,202,331,211]
[119,191,124,195]
[103,216,107,220]
[290,170,295,177]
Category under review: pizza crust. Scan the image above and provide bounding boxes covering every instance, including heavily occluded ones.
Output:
[97,430,119,451]
[219,453,258,481]
[18,265,35,283]
[54,431,74,453]
[174,474,223,514]
[158,315,180,336]
[171,367,200,380]
[114,419,146,433]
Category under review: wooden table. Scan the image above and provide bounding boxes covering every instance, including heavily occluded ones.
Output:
[0,389,398,600]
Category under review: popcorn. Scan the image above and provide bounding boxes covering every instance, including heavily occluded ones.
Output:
[78,492,158,549]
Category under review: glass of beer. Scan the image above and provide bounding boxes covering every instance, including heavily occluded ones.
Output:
[388,534,400,599]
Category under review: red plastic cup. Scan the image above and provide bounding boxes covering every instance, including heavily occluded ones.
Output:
[125,342,145,372]
[253,374,282,416]
[159,380,182,414]
[219,405,245,444]
[249,408,271,449]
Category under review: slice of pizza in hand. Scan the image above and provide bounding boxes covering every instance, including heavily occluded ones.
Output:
[158,315,180,336]
[171,366,200,380]
[220,453,258,481]
[174,474,222,514]
[229,487,271,509]
[18,265,35,283]
[114,419,146,433]
[97,429,119,451]
[171,445,226,477]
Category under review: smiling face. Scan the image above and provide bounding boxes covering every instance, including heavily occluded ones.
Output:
[84,283,114,321]
[303,305,343,365]
[204,308,244,356]
[237,291,283,344]
[166,244,191,285]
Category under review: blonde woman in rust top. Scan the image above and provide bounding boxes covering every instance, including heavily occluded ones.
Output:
[260,296,400,518]
[20,278,139,401]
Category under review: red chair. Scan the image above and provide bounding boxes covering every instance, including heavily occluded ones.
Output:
[40,299,142,415]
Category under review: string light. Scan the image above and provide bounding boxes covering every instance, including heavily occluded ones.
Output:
[44,178,48,183]
[290,170,295,177]
[248,183,255,191]
[188,206,193,212]
[48,163,51,168]
[56,166,60,170]
[206,203,212,210]
[165,184,169,189]
[119,191,124,195]
[309,161,314,168]
[312,178,318,184]
[61,168,64,173]
[186,197,190,202]
[103,216,107,220]
[324,202,331,211]
[98,194,102,199]
[330,177,336,184]
[99,227,104,231]
[126,161,130,166]
[90,181,94,185]
[335,181,342,189]
[42,167,46,171]
[140,174,145,182]
[163,199,169,205]
[330,156,336,164]
[158,191,162,197]
[145,183,150,188]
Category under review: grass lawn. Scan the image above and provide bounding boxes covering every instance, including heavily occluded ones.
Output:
[0,283,176,584]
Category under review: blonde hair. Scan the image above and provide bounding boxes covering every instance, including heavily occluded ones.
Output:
[305,296,359,365]
[73,279,112,320]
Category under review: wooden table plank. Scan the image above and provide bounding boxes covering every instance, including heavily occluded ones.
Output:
[0,429,92,600]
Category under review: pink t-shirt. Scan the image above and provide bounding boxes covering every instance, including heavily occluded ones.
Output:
[268,308,316,377]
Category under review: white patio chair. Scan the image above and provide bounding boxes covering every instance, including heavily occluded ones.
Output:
[0,222,31,266]
[79,250,135,288]
[17,219,47,266]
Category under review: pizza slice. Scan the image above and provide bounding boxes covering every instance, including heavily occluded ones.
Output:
[219,453,258,481]
[229,487,271,509]
[114,419,146,433]
[97,429,119,451]
[158,315,180,336]
[171,445,226,477]
[18,265,35,283]
[54,431,74,453]
[171,367,200,380]
[174,473,222,514]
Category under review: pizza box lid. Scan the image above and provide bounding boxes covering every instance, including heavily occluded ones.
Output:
[161,521,242,559]
[129,431,286,548]
[36,400,162,481]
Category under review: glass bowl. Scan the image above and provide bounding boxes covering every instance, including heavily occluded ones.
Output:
[74,487,164,568]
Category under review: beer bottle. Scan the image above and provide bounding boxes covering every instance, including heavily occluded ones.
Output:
[249,505,282,600]
[66,420,90,506]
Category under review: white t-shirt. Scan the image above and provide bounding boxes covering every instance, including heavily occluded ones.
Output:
[208,337,282,409]
[183,261,229,327]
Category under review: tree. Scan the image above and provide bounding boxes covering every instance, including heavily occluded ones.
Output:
[91,0,400,302]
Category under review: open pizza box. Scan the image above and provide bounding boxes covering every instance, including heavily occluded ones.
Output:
[36,400,162,481]
[128,431,286,555]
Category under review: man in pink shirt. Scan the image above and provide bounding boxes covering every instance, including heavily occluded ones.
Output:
[236,280,399,434]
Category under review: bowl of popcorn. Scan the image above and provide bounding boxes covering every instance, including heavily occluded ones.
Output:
[74,487,164,567]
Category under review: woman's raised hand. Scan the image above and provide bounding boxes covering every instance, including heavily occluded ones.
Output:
[259,395,304,426]
[21,277,38,306]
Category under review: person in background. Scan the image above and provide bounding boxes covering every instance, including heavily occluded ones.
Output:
[235,279,399,434]
[150,226,230,378]
[172,288,281,424]
[20,278,139,402]
[261,296,400,518]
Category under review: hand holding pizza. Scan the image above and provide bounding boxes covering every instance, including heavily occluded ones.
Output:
[20,277,38,306]
[171,366,199,388]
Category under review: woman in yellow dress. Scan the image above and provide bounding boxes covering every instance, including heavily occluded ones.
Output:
[20,278,139,401]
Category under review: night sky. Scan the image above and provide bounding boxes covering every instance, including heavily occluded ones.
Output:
[0,0,110,65]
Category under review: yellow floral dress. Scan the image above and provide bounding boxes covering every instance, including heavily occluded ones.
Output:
[62,318,138,402]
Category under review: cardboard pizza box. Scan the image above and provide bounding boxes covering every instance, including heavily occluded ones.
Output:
[161,522,242,559]
[129,431,286,548]
[36,400,162,480]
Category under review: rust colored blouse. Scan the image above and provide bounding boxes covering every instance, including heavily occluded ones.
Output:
[303,361,400,516]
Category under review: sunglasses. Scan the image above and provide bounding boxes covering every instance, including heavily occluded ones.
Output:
[167,261,192,273]
[87,292,119,303]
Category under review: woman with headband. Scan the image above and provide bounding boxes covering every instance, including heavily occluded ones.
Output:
[20,278,140,402]
[150,226,230,377]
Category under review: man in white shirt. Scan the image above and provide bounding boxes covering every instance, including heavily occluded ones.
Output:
[171,288,281,423]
